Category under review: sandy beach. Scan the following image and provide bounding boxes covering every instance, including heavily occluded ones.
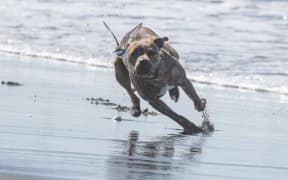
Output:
[0,54,287,180]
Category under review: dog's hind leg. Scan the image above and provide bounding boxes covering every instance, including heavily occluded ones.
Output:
[114,57,141,117]
[149,99,202,134]
[169,87,179,102]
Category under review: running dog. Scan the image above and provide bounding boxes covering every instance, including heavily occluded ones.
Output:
[111,24,206,134]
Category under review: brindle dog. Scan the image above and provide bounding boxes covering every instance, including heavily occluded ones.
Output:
[113,26,206,134]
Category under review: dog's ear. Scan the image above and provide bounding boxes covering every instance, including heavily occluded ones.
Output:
[154,37,168,48]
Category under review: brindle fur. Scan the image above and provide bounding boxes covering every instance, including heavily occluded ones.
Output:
[113,26,206,134]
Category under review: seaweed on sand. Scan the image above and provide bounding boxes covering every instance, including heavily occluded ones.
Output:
[85,97,158,116]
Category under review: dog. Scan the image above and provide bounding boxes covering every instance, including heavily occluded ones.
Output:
[113,24,206,134]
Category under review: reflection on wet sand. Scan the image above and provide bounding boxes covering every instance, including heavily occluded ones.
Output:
[107,131,208,180]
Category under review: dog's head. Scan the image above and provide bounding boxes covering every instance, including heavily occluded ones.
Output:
[126,37,168,79]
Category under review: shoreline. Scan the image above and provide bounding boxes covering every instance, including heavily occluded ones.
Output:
[1,51,287,97]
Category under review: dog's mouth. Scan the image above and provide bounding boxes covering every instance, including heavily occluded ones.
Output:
[134,65,160,80]
[135,72,155,80]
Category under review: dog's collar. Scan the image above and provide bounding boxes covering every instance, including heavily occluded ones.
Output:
[118,49,126,57]
[114,48,127,57]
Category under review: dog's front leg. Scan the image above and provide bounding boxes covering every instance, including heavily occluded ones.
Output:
[114,57,141,117]
[149,99,202,134]
[181,78,206,112]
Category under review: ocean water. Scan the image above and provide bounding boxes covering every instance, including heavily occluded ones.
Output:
[0,0,287,94]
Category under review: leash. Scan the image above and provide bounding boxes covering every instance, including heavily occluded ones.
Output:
[103,21,142,58]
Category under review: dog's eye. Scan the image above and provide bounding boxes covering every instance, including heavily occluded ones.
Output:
[132,48,144,57]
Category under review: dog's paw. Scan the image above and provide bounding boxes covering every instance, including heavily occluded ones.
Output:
[131,106,141,117]
[195,98,206,112]
[200,120,214,133]
[169,87,179,102]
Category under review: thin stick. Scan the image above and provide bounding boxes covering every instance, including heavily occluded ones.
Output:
[103,21,120,47]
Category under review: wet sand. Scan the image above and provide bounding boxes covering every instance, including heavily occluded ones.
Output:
[0,54,288,180]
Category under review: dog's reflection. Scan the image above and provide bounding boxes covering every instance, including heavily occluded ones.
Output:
[107,131,207,180]
[128,131,176,158]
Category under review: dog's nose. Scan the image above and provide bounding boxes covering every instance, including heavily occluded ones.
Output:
[138,59,151,74]
[140,59,151,68]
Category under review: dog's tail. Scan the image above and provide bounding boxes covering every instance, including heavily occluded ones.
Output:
[122,22,143,49]
[103,21,142,49]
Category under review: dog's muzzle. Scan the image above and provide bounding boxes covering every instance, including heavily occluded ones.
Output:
[136,59,152,75]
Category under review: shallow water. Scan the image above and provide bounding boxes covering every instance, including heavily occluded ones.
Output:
[0,0,288,94]
[1,55,288,179]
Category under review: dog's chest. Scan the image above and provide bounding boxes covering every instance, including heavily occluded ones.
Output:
[159,84,175,97]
